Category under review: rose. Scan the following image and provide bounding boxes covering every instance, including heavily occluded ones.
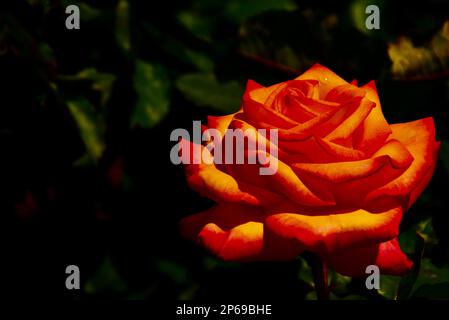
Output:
[179,64,440,277]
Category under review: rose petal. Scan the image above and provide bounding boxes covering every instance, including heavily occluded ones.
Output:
[260,153,335,206]
[207,111,241,136]
[366,117,439,209]
[291,156,390,183]
[296,63,349,97]
[180,204,301,261]
[327,238,413,277]
[325,97,376,144]
[265,206,402,255]
[180,139,279,206]
[353,81,392,154]
[243,95,299,129]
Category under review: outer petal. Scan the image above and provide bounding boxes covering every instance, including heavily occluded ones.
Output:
[366,118,439,210]
[180,204,301,261]
[180,139,279,206]
[327,238,413,277]
[265,206,402,255]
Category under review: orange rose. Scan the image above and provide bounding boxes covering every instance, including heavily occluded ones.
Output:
[179,64,440,277]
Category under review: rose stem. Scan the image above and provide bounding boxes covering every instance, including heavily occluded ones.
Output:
[310,256,330,300]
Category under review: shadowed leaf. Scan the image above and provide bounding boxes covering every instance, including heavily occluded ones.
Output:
[67,97,105,162]
[176,73,243,113]
[132,60,170,128]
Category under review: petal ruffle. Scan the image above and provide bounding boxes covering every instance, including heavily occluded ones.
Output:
[180,204,301,261]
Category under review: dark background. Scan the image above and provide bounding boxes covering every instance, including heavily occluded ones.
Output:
[1,0,449,300]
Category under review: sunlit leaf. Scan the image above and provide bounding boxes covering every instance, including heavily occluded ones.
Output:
[131,60,170,128]
[388,20,449,79]
[431,21,449,69]
[67,97,105,162]
[176,73,243,113]
[388,38,435,78]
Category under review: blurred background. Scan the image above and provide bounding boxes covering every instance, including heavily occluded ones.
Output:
[1,0,449,300]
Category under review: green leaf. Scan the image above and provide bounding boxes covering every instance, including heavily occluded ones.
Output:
[116,0,131,53]
[60,68,116,106]
[225,0,297,23]
[184,49,215,72]
[176,11,214,42]
[398,219,436,255]
[388,20,449,79]
[84,256,127,295]
[131,60,170,128]
[176,73,243,113]
[329,269,352,296]
[411,259,449,297]
[412,282,449,299]
[156,260,189,285]
[297,257,313,287]
[379,275,401,300]
[143,23,214,72]
[67,97,105,162]
[397,233,425,299]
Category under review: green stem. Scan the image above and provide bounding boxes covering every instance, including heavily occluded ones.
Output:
[311,256,329,300]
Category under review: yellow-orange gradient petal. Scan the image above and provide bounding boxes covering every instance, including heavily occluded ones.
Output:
[207,111,240,136]
[265,206,402,255]
[353,81,392,153]
[180,139,278,206]
[180,204,301,261]
[261,154,335,206]
[291,156,390,184]
[327,238,413,277]
[296,63,349,97]
[366,117,439,209]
